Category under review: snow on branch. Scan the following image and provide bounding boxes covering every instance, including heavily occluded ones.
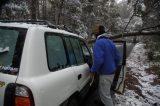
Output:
[88,30,160,43]
[110,31,160,39]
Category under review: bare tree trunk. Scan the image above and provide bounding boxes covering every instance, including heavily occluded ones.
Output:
[31,0,37,20]
[0,0,10,19]
[41,0,47,20]
[62,6,65,25]
[57,0,65,25]
[0,9,2,19]
[53,4,56,23]
[37,0,40,19]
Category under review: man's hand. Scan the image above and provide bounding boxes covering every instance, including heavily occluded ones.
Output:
[90,73,95,79]
[89,73,95,86]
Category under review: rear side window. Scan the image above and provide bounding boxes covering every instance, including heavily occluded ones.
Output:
[70,38,85,65]
[45,33,68,71]
[0,27,27,75]
[64,37,77,65]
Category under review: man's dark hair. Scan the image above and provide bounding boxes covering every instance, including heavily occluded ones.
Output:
[99,25,106,35]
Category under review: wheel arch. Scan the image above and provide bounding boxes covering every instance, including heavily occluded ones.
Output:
[59,91,81,106]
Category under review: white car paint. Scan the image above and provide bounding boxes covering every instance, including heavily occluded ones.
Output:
[0,22,91,106]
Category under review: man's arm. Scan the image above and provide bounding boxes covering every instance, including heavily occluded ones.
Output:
[91,40,104,73]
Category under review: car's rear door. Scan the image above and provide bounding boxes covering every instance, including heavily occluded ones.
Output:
[0,27,27,105]
[111,41,127,94]
[64,37,91,93]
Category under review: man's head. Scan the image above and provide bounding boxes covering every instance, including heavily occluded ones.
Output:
[92,25,106,38]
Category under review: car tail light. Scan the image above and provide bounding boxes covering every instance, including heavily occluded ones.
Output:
[4,83,34,106]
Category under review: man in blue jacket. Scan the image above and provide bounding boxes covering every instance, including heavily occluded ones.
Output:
[90,25,121,106]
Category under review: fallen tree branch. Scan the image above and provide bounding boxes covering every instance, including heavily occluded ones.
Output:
[139,25,160,32]
[88,31,160,44]
[110,31,160,39]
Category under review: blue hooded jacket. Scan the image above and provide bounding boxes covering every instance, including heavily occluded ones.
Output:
[91,33,121,75]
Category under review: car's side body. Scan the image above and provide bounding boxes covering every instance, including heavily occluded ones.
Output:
[0,23,92,106]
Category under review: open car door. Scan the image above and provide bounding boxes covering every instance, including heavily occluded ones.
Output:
[111,41,127,94]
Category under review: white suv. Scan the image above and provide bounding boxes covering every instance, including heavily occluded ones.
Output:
[0,21,92,106]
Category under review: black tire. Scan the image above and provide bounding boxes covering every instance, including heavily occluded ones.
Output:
[67,96,79,106]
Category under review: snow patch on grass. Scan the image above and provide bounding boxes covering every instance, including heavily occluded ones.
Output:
[115,43,160,106]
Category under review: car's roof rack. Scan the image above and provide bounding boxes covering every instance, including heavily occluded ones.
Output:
[0,20,57,29]
[0,20,76,34]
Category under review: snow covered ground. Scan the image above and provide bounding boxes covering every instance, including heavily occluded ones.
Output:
[115,43,160,106]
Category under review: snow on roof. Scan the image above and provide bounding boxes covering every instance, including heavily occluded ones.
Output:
[37,26,83,39]
[0,22,43,28]
[0,22,83,39]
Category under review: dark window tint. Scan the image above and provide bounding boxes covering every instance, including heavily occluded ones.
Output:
[45,33,68,71]
[64,37,77,65]
[80,41,91,60]
[0,27,27,75]
[70,38,84,64]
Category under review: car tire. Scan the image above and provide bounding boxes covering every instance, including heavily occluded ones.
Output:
[67,96,79,106]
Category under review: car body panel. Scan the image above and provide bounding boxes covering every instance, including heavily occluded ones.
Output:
[0,22,91,106]
[16,67,78,106]
[72,64,90,91]
[14,26,90,106]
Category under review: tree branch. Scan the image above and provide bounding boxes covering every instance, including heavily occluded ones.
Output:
[123,0,140,33]
[139,25,160,32]
[123,13,135,32]
[88,31,160,44]
[110,31,160,39]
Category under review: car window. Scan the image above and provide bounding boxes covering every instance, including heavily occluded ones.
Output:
[45,33,68,71]
[79,41,93,68]
[64,37,77,65]
[70,38,85,65]
[0,27,27,75]
[79,41,91,61]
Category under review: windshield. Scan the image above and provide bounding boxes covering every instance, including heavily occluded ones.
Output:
[0,27,27,75]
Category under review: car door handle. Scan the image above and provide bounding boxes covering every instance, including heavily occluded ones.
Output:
[78,74,82,80]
